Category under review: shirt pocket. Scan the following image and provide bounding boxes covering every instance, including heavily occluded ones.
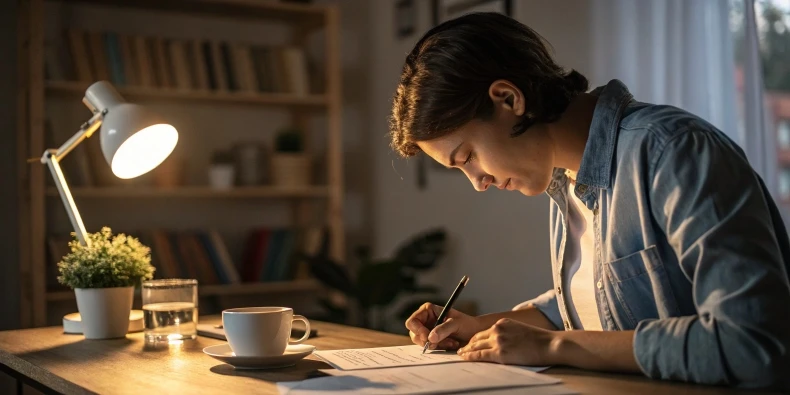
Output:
[603,245,681,328]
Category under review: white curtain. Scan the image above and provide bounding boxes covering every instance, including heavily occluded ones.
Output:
[587,0,741,145]
[741,0,777,198]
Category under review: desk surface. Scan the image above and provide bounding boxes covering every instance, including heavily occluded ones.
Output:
[0,315,779,395]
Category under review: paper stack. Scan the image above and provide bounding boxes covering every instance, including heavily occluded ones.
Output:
[276,345,577,395]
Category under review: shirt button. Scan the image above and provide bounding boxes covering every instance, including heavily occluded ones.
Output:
[564,321,570,330]
[556,287,562,295]
[597,280,603,289]
[593,208,599,216]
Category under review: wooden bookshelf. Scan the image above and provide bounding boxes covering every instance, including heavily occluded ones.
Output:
[46,81,329,108]
[18,0,346,327]
[45,279,321,302]
[46,186,330,198]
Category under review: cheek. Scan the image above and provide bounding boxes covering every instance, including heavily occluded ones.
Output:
[515,147,555,194]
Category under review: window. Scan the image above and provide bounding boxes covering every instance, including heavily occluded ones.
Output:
[730,0,790,209]
[779,120,790,149]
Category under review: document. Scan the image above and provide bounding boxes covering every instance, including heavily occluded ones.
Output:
[314,345,461,370]
[277,362,563,395]
[314,345,549,372]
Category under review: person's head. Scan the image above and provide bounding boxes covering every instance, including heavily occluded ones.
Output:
[389,12,588,195]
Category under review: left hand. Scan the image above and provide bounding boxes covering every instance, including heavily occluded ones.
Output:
[457,318,556,366]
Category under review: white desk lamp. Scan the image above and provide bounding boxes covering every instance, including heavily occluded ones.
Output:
[41,81,178,246]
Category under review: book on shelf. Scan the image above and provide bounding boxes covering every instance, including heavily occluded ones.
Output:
[49,28,315,96]
[239,226,319,283]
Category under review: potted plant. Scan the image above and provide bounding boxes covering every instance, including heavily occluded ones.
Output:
[271,128,311,187]
[57,227,155,339]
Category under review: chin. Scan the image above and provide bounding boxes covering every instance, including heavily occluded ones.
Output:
[517,187,544,197]
[516,178,551,196]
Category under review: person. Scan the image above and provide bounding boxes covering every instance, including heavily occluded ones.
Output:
[389,12,790,390]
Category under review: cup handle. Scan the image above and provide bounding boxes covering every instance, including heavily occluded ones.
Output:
[289,315,311,344]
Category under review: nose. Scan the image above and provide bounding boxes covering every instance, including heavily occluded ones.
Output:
[472,174,493,192]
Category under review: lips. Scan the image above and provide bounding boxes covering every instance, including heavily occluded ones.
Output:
[498,179,511,190]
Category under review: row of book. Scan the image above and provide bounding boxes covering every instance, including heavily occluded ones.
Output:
[46,28,315,95]
[241,228,308,283]
[146,229,241,284]
[46,226,323,291]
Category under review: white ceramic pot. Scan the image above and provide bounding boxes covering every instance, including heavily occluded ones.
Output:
[208,164,235,190]
[271,154,311,187]
[74,286,134,339]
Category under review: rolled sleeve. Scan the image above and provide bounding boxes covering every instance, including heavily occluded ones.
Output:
[640,130,790,390]
[512,288,562,330]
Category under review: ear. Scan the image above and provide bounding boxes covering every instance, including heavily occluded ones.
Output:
[488,80,525,116]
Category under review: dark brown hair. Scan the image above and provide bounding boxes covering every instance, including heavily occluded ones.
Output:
[389,12,589,157]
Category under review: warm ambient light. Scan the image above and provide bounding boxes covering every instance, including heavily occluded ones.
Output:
[111,123,178,179]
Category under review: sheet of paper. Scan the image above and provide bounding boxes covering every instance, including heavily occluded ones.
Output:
[313,345,461,370]
[314,345,549,372]
[277,362,562,395]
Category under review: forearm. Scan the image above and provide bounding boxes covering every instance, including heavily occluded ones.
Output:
[477,305,557,331]
[549,330,641,373]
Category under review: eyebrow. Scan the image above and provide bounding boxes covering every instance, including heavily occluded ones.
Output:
[447,142,464,168]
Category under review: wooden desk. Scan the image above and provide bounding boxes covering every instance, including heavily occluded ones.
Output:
[0,316,779,395]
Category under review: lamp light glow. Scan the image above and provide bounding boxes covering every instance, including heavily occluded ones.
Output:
[85,81,179,179]
[111,123,178,179]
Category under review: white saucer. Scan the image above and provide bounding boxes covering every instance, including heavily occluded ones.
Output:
[203,343,315,369]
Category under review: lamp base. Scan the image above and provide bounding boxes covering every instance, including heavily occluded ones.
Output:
[62,309,145,334]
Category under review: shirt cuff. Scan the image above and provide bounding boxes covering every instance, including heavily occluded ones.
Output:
[512,289,562,330]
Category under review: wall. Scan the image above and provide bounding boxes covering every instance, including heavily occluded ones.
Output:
[367,0,595,315]
[0,0,21,331]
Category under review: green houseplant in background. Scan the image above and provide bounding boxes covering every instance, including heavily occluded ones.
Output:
[271,127,311,187]
[57,227,155,339]
[303,227,448,331]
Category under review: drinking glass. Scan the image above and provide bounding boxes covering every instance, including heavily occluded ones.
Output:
[142,279,198,343]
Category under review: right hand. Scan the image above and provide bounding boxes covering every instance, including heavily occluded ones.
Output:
[405,302,484,351]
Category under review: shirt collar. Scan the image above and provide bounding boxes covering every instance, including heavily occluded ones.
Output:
[574,79,634,190]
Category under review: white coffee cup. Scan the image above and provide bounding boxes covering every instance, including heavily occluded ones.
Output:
[222,307,311,357]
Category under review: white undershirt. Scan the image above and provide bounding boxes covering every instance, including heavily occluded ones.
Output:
[563,181,603,331]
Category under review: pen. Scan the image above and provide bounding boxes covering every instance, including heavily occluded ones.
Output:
[422,275,469,354]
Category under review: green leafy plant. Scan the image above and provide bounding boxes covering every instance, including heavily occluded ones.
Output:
[275,128,303,153]
[57,227,155,289]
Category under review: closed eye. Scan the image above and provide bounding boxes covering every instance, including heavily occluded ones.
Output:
[463,152,474,165]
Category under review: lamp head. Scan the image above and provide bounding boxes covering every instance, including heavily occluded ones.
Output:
[84,81,178,179]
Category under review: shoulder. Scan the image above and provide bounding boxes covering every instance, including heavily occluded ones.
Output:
[614,102,748,175]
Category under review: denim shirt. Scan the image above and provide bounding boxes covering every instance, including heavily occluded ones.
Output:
[520,79,790,390]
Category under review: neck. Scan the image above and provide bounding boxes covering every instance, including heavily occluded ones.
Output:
[548,93,598,173]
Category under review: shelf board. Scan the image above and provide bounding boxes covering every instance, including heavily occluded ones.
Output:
[46,186,329,198]
[199,279,321,297]
[51,0,328,25]
[46,81,328,108]
[46,279,322,302]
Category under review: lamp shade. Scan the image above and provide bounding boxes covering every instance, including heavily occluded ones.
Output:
[84,81,178,179]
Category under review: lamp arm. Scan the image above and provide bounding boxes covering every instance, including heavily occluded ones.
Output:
[55,109,104,160]
[39,110,104,247]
